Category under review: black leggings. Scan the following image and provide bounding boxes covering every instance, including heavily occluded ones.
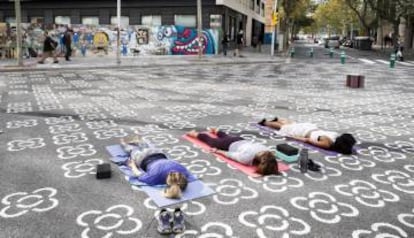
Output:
[197,131,243,151]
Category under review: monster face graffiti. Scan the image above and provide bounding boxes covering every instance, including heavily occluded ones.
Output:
[157,25,215,55]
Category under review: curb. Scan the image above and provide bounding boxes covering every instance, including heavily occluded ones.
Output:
[0,58,283,73]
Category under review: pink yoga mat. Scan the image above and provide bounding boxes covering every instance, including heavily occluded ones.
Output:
[183,133,290,177]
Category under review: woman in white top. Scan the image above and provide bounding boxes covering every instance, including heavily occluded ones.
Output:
[187,128,278,175]
[259,117,355,154]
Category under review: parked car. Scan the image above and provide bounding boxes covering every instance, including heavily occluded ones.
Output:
[342,40,353,48]
[324,36,340,48]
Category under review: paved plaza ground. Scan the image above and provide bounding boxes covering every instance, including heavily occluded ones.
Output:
[0,45,414,237]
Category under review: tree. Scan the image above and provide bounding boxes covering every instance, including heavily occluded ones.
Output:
[313,0,358,36]
[367,0,414,47]
[344,0,377,36]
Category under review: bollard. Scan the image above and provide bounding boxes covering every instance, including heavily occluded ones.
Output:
[310,48,314,58]
[390,53,396,68]
[329,47,334,58]
[290,47,295,58]
[340,51,346,64]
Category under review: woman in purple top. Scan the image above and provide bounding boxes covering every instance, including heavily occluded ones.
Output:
[121,136,196,199]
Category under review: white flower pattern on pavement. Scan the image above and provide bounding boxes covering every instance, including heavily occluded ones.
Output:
[248,173,303,193]
[76,204,142,238]
[239,205,311,238]
[290,192,359,224]
[352,223,408,238]
[176,222,236,238]
[324,155,376,171]
[335,180,399,207]
[209,179,258,205]
[398,208,414,228]
[372,168,414,194]
[6,119,38,129]
[62,159,104,178]
[0,187,58,218]
[7,138,46,152]
[357,146,406,163]
[56,144,96,160]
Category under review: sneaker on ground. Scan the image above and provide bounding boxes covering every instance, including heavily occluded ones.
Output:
[172,208,185,234]
[157,209,172,235]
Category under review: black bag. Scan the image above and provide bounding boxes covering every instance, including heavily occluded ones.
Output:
[28,47,38,57]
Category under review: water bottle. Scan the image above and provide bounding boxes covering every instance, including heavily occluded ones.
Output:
[299,148,308,173]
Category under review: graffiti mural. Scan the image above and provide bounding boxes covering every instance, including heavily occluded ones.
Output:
[155,25,216,55]
[0,23,218,59]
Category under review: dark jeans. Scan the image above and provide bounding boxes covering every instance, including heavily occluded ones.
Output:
[65,45,72,60]
[197,131,243,151]
[140,153,167,171]
[222,43,228,56]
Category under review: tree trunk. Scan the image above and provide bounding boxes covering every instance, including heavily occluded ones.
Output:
[392,20,400,50]
[404,17,413,50]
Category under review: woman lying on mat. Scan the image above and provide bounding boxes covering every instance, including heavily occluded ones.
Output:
[259,117,356,154]
[186,128,278,175]
[121,136,196,199]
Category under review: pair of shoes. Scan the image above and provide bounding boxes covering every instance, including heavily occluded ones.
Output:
[53,60,59,64]
[65,59,71,61]
[37,61,44,64]
[308,159,321,172]
[157,208,185,235]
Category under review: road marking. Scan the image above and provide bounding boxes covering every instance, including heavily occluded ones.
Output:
[397,61,413,66]
[358,58,376,64]
[376,60,389,65]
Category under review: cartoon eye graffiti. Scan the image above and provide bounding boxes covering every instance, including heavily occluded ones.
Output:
[163,27,173,37]
[157,31,164,41]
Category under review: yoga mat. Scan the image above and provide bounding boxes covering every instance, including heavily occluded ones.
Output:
[251,122,342,156]
[182,133,289,177]
[105,144,215,207]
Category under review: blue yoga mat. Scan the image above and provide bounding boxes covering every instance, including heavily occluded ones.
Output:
[106,144,215,207]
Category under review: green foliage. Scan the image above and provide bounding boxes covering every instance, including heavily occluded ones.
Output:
[313,0,359,33]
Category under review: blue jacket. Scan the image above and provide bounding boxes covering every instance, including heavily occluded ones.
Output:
[138,159,196,186]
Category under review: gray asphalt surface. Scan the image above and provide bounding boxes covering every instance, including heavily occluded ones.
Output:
[1,59,414,238]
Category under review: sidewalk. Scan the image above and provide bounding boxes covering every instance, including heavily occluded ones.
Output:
[0,46,283,72]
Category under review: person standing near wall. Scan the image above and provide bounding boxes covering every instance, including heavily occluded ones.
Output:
[63,29,72,61]
[234,29,244,57]
[222,33,229,56]
[38,31,58,64]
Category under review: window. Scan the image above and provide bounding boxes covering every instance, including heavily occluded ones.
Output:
[55,16,71,25]
[141,15,162,26]
[110,16,129,27]
[82,17,99,25]
[5,17,16,24]
[174,15,196,27]
[30,17,44,24]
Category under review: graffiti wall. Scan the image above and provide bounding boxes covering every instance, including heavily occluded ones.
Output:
[0,23,218,59]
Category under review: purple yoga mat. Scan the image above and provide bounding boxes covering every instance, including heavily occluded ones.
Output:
[251,122,344,156]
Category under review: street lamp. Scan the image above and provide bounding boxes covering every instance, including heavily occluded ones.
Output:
[12,0,23,66]
[116,0,121,65]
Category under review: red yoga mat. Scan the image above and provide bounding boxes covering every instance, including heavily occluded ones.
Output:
[182,133,290,177]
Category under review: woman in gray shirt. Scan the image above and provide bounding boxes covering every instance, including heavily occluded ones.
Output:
[187,128,278,175]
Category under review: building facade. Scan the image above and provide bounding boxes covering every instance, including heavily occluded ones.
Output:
[0,0,266,46]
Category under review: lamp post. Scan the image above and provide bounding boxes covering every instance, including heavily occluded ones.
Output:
[116,0,121,65]
[270,0,278,57]
[197,0,202,58]
[14,0,23,66]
